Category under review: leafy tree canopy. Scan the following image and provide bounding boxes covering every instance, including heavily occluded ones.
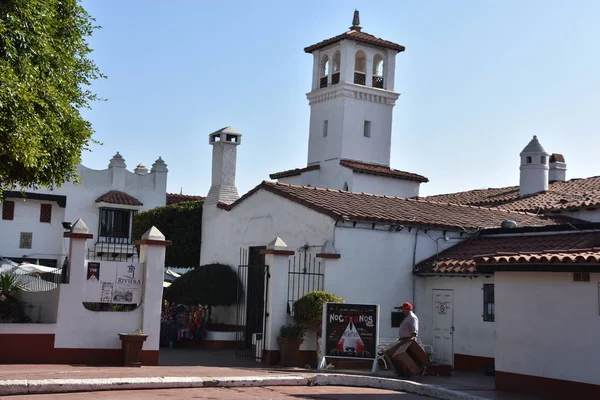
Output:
[0,0,104,194]
[293,291,345,328]
[132,200,203,268]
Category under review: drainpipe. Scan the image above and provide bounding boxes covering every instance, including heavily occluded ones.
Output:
[411,228,419,307]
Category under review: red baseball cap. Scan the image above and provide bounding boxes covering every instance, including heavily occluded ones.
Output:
[402,302,413,310]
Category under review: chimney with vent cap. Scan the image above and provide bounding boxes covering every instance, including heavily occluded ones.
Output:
[205,126,242,205]
[549,153,567,182]
[519,135,550,197]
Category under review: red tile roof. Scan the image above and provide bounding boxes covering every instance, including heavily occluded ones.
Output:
[415,231,600,274]
[95,190,143,206]
[423,176,600,213]
[339,159,429,183]
[166,193,204,205]
[304,30,405,53]
[475,249,600,265]
[269,165,320,180]
[219,181,571,231]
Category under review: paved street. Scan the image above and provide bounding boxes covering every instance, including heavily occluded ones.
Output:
[2,386,431,399]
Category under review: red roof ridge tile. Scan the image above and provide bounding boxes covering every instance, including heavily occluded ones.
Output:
[95,190,143,206]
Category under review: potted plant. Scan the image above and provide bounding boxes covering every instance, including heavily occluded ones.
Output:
[277,324,306,367]
[118,329,148,367]
[293,291,344,367]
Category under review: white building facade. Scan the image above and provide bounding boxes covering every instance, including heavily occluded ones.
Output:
[0,152,168,267]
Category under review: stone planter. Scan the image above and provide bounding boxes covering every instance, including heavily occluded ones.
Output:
[277,337,304,367]
[118,333,148,367]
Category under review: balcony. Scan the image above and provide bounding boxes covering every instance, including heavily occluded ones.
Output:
[372,76,384,89]
[354,72,366,86]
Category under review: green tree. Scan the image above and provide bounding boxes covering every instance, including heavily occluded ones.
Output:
[164,263,242,322]
[0,0,104,194]
[132,200,203,268]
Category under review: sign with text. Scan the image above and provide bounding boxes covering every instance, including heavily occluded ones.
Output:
[319,303,380,372]
[83,261,143,304]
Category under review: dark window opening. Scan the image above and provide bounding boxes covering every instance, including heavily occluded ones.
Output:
[483,283,494,322]
[40,204,52,223]
[2,201,15,220]
[526,156,532,164]
[574,272,590,282]
[99,208,133,244]
[20,232,33,249]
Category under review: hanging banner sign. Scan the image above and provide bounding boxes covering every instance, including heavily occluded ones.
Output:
[87,262,100,281]
[318,303,380,373]
[83,261,143,304]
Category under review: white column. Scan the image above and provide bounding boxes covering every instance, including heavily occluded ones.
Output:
[312,52,320,91]
[366,53,374,88]
[137,226,171,353]
[385,49,397,91]
[341,40,355,84]
[261,237,294,363]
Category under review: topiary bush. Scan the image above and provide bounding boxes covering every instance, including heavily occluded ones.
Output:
[164,263,242,322]
[293,291,345,329]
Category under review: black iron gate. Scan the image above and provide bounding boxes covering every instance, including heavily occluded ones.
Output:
[287,248,324,316]
[236,247,269,362]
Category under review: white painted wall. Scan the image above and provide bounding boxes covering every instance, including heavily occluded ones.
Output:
[201,189,335,323]
[0,156,167,265]
[553,208,600,223]
[16,288,60,323]
[415,275,495,360]
[0,199,65,262]
[324,225,461,341]
[495,271,600,385]
[352,172,421,197]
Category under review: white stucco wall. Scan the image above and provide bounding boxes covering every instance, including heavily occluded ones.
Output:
[415,275,495,360]
[324,225,461,341]
[201,189,335,323]
[553,208,600,223]
[0,199,65,262]
[495,271,600,385]
[16,289,60,323]
[351,172,421,197]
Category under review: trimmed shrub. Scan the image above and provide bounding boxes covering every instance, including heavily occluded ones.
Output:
[293,290,345,329]
[164,263,242,322]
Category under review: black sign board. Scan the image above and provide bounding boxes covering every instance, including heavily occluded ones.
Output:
[87,262,100,281]
[320,303,379,371]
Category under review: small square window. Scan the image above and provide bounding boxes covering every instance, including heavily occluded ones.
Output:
[363,120,371,138]
[40,204,52,223]
[574,272,590,282]
[2,201,15,220]
[323,120,328,137]
[526,156,532,164]
[541,156,546,164]
[19,232,32,249]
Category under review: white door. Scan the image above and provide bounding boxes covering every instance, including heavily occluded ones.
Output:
[432,289,454,366]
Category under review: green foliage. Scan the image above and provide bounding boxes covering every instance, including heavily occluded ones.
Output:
[132,200,203,268]
[164,263,242,321]
[0,273,24,296]
[293,291,345,328]
[0,0,105,194]
[279,324,306,340]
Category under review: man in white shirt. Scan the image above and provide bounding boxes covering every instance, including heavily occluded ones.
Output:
[398,302,419,341]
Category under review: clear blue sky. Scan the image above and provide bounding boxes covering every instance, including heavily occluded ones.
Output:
[80,0,600,197]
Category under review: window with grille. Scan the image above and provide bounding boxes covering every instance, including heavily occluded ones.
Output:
[2,201,15,220]
[99,208,133,243]
[483,284,495,322]
[40,204,52,223]
[20,232,33,249]
[323,120,328,137]
[363,120,371,138]
[574,272,590,282]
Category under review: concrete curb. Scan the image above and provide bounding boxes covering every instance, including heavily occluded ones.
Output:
[0,373,488,399]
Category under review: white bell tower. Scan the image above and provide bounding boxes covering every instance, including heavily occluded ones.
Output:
[304,10,404,167]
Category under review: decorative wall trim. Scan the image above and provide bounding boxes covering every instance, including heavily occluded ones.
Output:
[316,253,341,259]
[135,239,173,247]
[63,232,94,239]
[260,249,295,256]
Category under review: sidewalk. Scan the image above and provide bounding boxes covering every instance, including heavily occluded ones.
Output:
[0,349,538,400]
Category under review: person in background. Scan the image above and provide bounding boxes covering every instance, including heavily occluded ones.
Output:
[398,302,419,342]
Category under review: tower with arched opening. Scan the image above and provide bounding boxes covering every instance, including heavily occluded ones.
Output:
[304,10,405,169]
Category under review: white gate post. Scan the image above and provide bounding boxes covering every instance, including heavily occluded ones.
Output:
[261,237,294,365]
[136,226,172,364]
